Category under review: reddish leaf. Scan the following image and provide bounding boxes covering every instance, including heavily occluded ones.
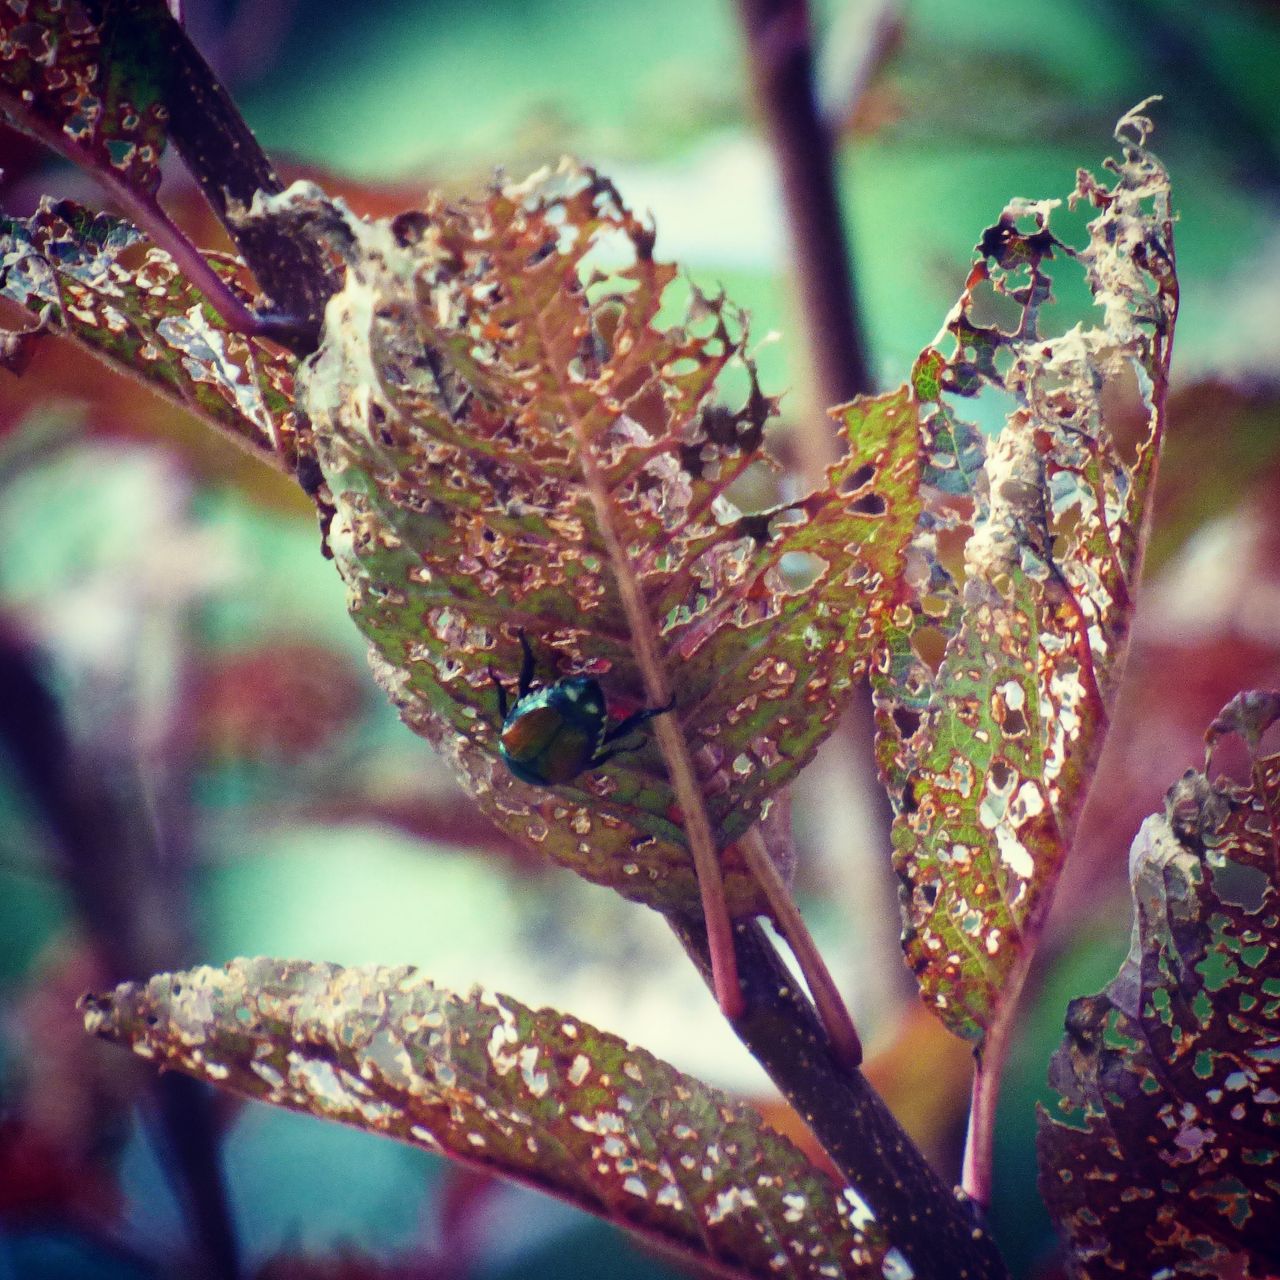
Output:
[0,1,169,199]
[1037,694,1280,1278]
[290,167,923,918]
[1,199,300,462]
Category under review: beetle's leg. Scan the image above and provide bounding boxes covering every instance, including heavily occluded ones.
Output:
[591,739,648,768]
[600,695,676,746]
[489,668,509,722]
[516,629,537,699]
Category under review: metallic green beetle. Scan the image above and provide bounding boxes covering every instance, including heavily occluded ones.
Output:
[490,632,674,787]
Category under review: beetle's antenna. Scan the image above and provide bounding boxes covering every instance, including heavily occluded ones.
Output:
[515,629,537,698]
[488,669,509,722]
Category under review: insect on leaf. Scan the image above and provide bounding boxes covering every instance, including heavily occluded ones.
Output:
[291,165,922,919]
[1036,691,1280,1279]
[83,957,905,1280]
[871,102,1179,1041]
[0,200,300,461]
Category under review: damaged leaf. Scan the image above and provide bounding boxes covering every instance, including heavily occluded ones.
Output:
[1037,692,1280,1279]
[293,166,921,918]
[0,200,299,461]
[871,102,1179,1041]
[83,957,903,1280]
[0,0,169,199]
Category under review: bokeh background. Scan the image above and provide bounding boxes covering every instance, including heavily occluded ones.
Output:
[2,1,1279,1276]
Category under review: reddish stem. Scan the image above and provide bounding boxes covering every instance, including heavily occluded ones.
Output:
[961,935,1033,1207]
[735,0,874,438]
[738,826,861,1069]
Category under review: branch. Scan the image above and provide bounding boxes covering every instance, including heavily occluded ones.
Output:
[0,627,242,1279]
[735,2,899,987]
[736,0,873,428]
[669,915,1010,1280]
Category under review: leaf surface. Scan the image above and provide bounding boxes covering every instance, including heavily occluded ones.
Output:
[0,0,169,198]
[1036,693,1280,1279]
[1,200,298,459]
[297,168,922,917]
[871,104,1179,1040]
[83,957,901,1280]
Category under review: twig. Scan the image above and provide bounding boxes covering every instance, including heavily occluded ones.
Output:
[0,628,242,1280]
[738,826,862,1068]
[960,935,1038,1208]
[735,0,873,445]
[670,915,1010,1280]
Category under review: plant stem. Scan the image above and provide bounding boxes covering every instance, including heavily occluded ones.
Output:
[961,941,1032,1208]
[670,914,1010,1280]
[735,0,873,435]
[0,630,242,1279]
[738,826,862,1068]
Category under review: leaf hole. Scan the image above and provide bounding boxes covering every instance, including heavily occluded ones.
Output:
[848,493,887,517]
[910,626,947,673]
[892,707,921,739]
[781,551,826,590]
[840,463,875,494]
[901,781,918,815]
[1100,362,1148,466]
[391,210,432,245]
[1210,858,1272,915]
[526,239,557,268]
[934,523,971,584]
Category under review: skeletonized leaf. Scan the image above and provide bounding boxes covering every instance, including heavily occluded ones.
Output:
[0,200,298,459]
[871,103,1179,1041]
[293,167,922,917]
[0,0,169,198]
[1037,693,1280,1279]
[83,958,903,1280]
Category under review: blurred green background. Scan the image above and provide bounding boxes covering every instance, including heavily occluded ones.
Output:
[2,0,1279,1276]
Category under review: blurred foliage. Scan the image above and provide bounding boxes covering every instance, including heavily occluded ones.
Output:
[1,0,1278,1276]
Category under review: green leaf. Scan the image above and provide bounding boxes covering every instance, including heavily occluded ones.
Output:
[83,957,901,1280]
[294,166,922,918]
[0,199,299,460]
[0,1,169,198]
[1036,694,1280,1279]
[871,103,1179,1041]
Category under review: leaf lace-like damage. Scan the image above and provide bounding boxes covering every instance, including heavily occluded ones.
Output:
[0,200,300,460]
[871,103,1178,1040]
[296,164,921,918]
[0,0,169,197]
[1037,694,1280,1279]
[83,958,907,1280]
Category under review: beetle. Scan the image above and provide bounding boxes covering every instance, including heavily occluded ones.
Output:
[489,631,674,787]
